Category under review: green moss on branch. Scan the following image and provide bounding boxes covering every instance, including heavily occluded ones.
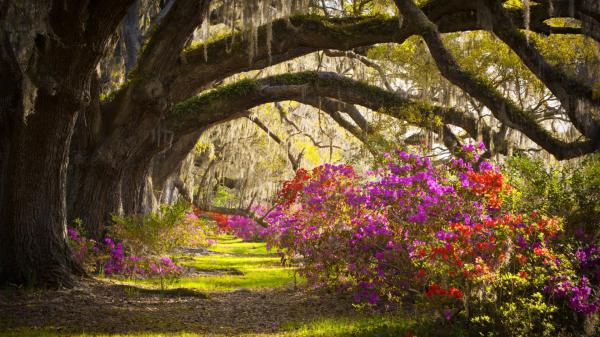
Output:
[170,78,258,119]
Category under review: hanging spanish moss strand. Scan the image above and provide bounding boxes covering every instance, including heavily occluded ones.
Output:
[201,8,210,62]
[265,1,273,64]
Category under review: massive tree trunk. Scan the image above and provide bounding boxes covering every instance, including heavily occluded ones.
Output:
[0,2,83,287]
[0,0,132,287]
[2,90,84,287]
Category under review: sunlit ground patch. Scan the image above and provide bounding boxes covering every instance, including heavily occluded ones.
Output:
[116,236,303,292]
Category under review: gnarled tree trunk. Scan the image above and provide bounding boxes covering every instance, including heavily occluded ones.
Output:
[0,0,132,287]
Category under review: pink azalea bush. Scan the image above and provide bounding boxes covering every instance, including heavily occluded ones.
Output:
[226,206,270,241]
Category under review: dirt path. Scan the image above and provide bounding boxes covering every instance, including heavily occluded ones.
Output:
[1,279,361,336]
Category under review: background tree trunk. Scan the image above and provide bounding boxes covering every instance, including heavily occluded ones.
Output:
[121,155,155,216]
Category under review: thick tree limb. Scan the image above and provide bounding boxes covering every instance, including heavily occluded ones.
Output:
[481,0,600,140]
[133,0,211,78]
[393,0,597,160]
[164,1,562,102]
[170,71,597,160]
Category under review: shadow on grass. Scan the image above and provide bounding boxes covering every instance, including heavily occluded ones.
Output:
[113,284,208,298]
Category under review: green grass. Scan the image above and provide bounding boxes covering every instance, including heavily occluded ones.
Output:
[271,315,415,337]
[207,237,271,255]
[120,236,302,292]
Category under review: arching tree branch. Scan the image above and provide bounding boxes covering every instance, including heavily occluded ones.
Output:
[132,0,211,78]
[392,0,598,160]
[481,0,600,140]
[163,1,561,102]
[170,71,597,160]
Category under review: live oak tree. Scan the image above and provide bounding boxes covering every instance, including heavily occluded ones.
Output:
[1,0,599,286]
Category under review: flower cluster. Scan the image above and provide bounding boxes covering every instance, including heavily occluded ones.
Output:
[149,257,183,276]
[67,227,93,264]
[576,244,600,284]
[425,283,464,299]
[277,168,311,205]
[204,211,231,233]
[103,237,126,274]
[544,243,600,314]
[226,206,270,242]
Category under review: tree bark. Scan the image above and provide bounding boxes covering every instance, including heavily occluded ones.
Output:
[121,155,155,216]
[70,163,122,238]
[2,90,85,287]
[0,0,132,287]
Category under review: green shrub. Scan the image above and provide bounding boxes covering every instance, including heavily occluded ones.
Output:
[505,154,600,240]
[110,201,211,255]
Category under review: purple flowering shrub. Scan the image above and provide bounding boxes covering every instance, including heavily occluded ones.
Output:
[545,244,600,315]
[226,144,599,335]
[67,227,182,285]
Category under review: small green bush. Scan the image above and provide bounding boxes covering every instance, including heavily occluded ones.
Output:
[110,201,211,255]
[505,154,600,240]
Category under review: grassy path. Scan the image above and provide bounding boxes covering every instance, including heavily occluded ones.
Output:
[131,236,300,292]
[0,237,413,337]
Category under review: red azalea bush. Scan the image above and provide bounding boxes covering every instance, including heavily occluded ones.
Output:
[205,211,231,233]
